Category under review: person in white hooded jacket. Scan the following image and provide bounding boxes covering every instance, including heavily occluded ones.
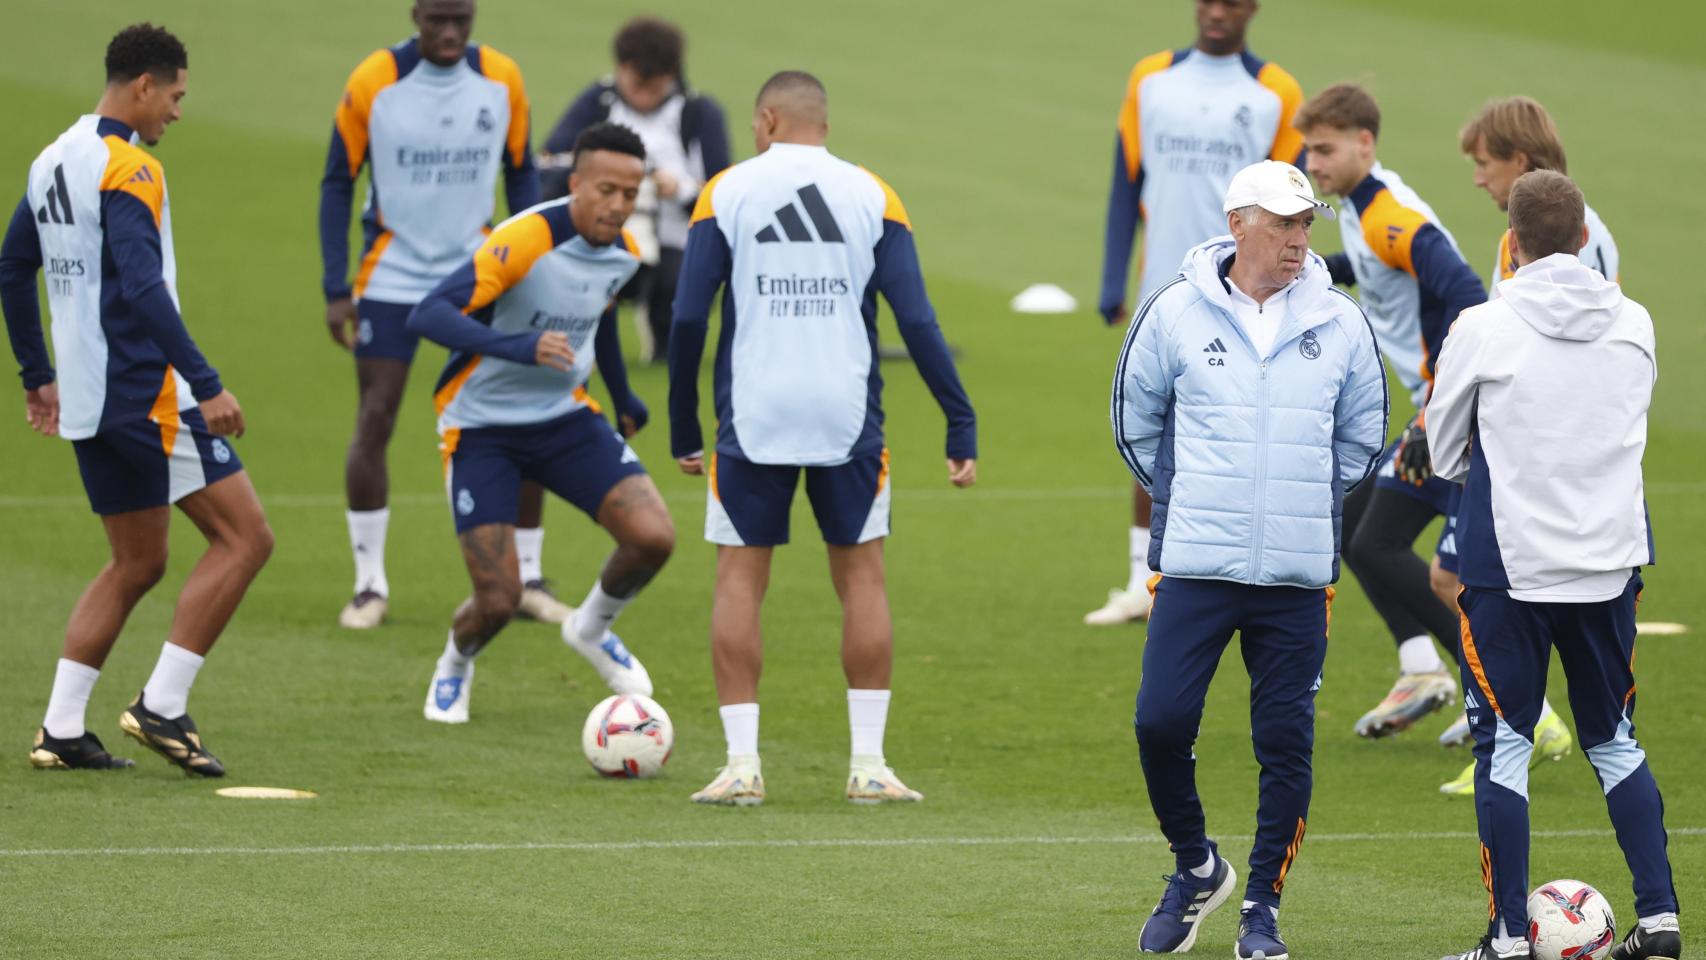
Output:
[1428,170,1678,960]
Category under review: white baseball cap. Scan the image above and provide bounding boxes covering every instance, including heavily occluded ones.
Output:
[1223,160,1335,220]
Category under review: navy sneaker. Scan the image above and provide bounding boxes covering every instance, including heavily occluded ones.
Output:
[1138,854,1236,953]
[1235,905,1288,960]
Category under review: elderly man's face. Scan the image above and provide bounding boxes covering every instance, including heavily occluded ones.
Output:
[1230,207,1313,291]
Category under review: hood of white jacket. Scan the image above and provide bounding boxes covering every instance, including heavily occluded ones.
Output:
[1181,236,1336,318]
[1498,252,1625,342]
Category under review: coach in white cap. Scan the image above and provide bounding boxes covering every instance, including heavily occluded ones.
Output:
[1112,159,1386,958]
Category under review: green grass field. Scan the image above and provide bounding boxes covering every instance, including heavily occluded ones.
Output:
[2,2,1702,957]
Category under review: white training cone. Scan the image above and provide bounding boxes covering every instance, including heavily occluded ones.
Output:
[1009,283,1078,314]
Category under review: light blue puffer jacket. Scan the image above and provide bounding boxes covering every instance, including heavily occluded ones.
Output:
[1112,237,1388,588]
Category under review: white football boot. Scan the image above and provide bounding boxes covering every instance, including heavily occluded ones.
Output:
[1083,587,1151,626]
[423,661,473,724]
[516,581,574,624]
[338,590,387,629]
[562,622,652,696]
[691,756,765,806]
[847,756,924,804]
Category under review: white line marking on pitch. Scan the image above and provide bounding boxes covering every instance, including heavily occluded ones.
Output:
[3,826,1700,859]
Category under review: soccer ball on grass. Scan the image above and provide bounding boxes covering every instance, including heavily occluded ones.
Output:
[1527,880,1616,960]
[581,693,673,778]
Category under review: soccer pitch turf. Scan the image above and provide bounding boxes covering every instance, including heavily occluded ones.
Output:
[2,1,1703,957]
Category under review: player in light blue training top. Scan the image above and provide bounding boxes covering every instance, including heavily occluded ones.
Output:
[1090,0,1306,628]
[668,71,976,808]
[408,123,674,726]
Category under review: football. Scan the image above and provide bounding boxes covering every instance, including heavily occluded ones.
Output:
[581,694,674,778]
[1527,880,1617,960]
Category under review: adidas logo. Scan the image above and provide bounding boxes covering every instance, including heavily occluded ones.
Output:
[755,184,844,244]
[35,164,74,226]
[128,166,155,184]
[1202,338,1228,353]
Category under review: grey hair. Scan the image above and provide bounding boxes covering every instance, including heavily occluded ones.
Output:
[1229,204,1266,228]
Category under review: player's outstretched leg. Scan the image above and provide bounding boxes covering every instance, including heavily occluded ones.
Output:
[693,545,770,807]
[426,524,522,724]
[560,475,673,696]
[121,471,273,777]
[514,483,573,624]
[29,506,170,770]
[829,539,920,804]
[341,355,409,629]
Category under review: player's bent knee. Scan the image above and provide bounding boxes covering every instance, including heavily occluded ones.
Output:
[115,551,170,594]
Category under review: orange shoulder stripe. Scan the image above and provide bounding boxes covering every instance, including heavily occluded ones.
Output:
[466,212,557,313]
[1118,50,1175,182]
[476,45,530,168]
[1359,188,1429,277]
[1496,230,1517,281]
[99,136,165,228]
[690,168,732,225]
[861,168,911,230]
[334,49,399,178]
[1257,62,1306,164]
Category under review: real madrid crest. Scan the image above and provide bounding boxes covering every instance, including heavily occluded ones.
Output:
[1300,329,1321,360]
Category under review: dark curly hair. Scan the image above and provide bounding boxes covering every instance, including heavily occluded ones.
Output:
[612,17,683,80]
[571,123,648,172]
[106,23,187,84]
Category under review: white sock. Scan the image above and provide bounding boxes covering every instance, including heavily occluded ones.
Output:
[1490,932,1522,952]
[515,527,544,585]
[142,643,205,719]
[570,581,631,643]
[1398,635,1445,675]
[43,658,100,739]
[1240,900,1277,921]
[436,631,473,675]
[1126,526,1153,594]
[719,703,759,762]
[1639,913,1678,932]
[1189,853,1215,878]
[848,689,891,761]
[347,508,390,597]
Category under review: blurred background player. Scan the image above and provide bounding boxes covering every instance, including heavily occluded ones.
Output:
[1430,95,1614,794]
[1294,84,1485,742]
[1114,161,1386,960]
[0,24,274,775]
[1429,170,1675,960]
[409,123,672,725]
[1089,0,1305,626]
[669,71,977,807]
[537,16,730,365]
[319,0,571,629]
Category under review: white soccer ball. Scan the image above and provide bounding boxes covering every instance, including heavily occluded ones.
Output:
[581,694,673,778]
[1527,879,1617,960]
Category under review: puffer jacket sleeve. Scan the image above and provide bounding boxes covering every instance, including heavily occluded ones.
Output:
[1111,297,1174,492]
[1331,291,1389,492]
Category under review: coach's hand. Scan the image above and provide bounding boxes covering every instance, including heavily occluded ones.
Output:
[1101,300,1126,327]
[616,396,649,438]
[677,452,705,476]
[200,390,246,438]
[1396,421,1432,485]
[947,458,977,488]
[326,297,358,350]
[534,332,576,372]
[23,382,59,437]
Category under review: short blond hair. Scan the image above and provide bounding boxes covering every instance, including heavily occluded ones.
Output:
[1295,83,1381,139]
[1508,170,1585,261]
[1460,96,1567,174]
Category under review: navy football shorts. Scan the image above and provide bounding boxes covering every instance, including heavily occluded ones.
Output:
[73,407,243,515]
[354,298,420,362]
[441,407,647,533]
[705,449,891,547]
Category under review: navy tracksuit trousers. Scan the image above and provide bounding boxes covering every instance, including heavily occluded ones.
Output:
[1134,576,1331,909]
[1457,574,1678,940]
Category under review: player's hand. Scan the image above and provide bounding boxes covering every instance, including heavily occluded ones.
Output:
[326,297,358,351]
[652,169,681,199]
[535,332,576,371]
[200,390,246,438]
[23,382,59,437]
[1101,301,1126,327]
[1396,421,1432,485]
[677,452,705,476]
[616,397,649,438]
[947,458,977,488]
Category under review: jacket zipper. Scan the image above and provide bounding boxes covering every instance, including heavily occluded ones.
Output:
[1250,357,1270,581]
